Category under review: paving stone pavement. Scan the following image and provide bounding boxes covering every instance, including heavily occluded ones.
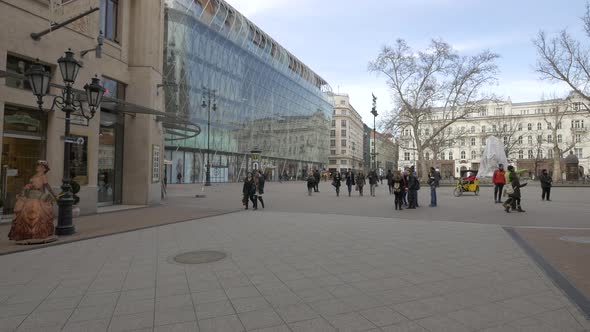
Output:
[1,208,589,332]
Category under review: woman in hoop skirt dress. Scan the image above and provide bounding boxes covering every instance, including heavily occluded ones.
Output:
[8,161,58,242]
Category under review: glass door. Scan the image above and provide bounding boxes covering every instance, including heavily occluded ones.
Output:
[97,111,123,206]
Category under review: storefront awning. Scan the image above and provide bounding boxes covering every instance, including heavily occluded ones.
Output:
[0,70,201,141]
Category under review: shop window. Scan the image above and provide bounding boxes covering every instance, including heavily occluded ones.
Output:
[5,54,52,91]
[69,135,89,185]
[100,0,119,42]
[102,76,126,100]
[3,105,46,137]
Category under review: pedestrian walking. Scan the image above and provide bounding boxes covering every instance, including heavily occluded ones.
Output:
[356,171,366,196]
[402,168,409,206]
[392,170,404,210]
[345,170,355,197]
[427,167,441,207]
[386,169,394,195]
[242,173,257,210]
[306,172,316,196]
[412,166,420,207]
[332,171,342,196]
[492,164,506,203]
[368,170,379,197]
[540,169,552,201]
[313,169,321,192]
[503,165,527,213]
[407,166,419,209]
[255,170,265,208]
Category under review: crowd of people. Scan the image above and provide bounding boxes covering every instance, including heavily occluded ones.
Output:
[243,164,555,213]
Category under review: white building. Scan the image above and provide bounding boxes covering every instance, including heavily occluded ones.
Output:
[328,93,365,172]
[398,93,590,179]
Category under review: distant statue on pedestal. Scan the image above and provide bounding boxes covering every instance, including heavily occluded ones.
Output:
[8,161,58,244]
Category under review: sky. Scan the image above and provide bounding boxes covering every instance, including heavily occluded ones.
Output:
[225,0,587,124]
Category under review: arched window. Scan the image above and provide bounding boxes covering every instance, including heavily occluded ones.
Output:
[547,135,553,143]
[471,150,477,160]
[527,123,532,130]
[460,151,466,159]
[518,136,523,144]
[537,123,542,130]
[518,150,524,159]
[471,137,476,146]
[528,150,534,159]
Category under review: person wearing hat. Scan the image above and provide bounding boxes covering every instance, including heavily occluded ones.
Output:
[503,165,528,213]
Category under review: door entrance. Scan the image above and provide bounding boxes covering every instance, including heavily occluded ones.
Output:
[97,111,124,206]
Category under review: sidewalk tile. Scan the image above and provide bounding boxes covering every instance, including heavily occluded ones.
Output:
[62,318,109,332]
[196,300,235,320]
[380,321,428,332]
[275,303,318,323]
[324,312,376,332]
[155,306,196,326]
[154,321,198,332]
[359,306,408,327]
[108,311,154,332]
[288,317,336,332]
[198,314,244,332]
[238,308,283,330]
[230,296,270,313]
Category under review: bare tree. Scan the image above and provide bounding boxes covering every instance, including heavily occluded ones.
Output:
[485,115,522,158]
[534,2,590,109]
[369,39,499,177]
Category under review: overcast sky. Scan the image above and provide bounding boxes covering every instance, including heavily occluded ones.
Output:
[225,0,585,123]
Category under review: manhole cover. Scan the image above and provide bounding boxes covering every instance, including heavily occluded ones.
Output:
[173,250,227,264]
[560,236,590,244]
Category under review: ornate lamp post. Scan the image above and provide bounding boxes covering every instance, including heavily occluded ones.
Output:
[201,88,217,186]
[25,49,105,235]
[371,93,378,170]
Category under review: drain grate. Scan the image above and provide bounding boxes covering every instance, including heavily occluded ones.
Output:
[173,250,227,264]
[560,236,590,244]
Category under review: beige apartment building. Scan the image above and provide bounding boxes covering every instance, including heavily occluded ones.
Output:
[370,130,398,177]
[0,0,170,217]
[327,93,365,172]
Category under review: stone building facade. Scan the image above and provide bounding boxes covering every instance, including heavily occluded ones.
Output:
[327,93,364,173]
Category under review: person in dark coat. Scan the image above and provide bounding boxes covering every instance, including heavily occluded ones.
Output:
[332,171,342,196]
[368,170,379,197]
[392,170,405,210]
[345,170,355,197]
[539,169,552,201]
[402,169,409,206]
[255,170,265,208]
[313,169,321,192]
[242,173,257,210]
[407,167,420,209]
[427,167,441,207]
[503,165,527,213]
[356,171,366,196]
[386,170,394,195]
[306,172,316,196]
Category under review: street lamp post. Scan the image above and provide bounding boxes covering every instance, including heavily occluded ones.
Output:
[25,49,105,235]
[201,88,217,186]
[371,93,378,171]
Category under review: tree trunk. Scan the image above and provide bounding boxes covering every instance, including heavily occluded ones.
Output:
[553,146,562,180]
[417,147,428,181]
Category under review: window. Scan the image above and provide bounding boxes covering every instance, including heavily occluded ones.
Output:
[527,123,532,131]
[528,150,534,159]
[340,100,346,105]
[557,122,562,129]
[503,136,508,145]
[449,151,453,160]
[547,122,552,129]
[528,136,533,145]
[518,150,524,159]
[425,152,430,160]
[537,123,542,130]
[575,148,583,158]
[330,140,336,147]
[537,135,543,143]
[404,152,410,161]
[518,136,523,144]
[330,130,336,137]
[471,137,476,146]
[425,128,430,136]
[329,159,337,165]
[538,149,544,159]
[341,129,347,137]
[100,0,119,42]
[548,149,553,159]
[341,139,346,147]
[5,54,52,91]
[482,125,486,132]
[518,123,522,131]
[330,150,336,155]
[341,119,346,127]
[341,110,347,116]
[340,160,347,165]
[492,125,497,132]
[460,151,466,159]
[547,135,553,143]
[481,138,486,146]
[576,134,581,143]
[460,139,465,146]
[341,149,346,154]
[102,76,126,99]
[471,150,477,160]
[331,120,336,127]
[557,135,563,143]
[495,107,504,116]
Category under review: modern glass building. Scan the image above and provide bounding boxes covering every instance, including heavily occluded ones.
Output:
[163,0,333,183]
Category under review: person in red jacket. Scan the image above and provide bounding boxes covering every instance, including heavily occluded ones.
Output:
[492,164,506,203]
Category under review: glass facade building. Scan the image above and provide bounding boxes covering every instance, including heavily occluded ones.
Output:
[163,0,333,183]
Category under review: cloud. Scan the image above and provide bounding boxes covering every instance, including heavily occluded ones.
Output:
[452,34,527,52]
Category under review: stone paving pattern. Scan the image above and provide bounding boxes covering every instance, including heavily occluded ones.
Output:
[0,183,589,331]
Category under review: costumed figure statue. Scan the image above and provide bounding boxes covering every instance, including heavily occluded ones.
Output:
[8,161,58,244]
